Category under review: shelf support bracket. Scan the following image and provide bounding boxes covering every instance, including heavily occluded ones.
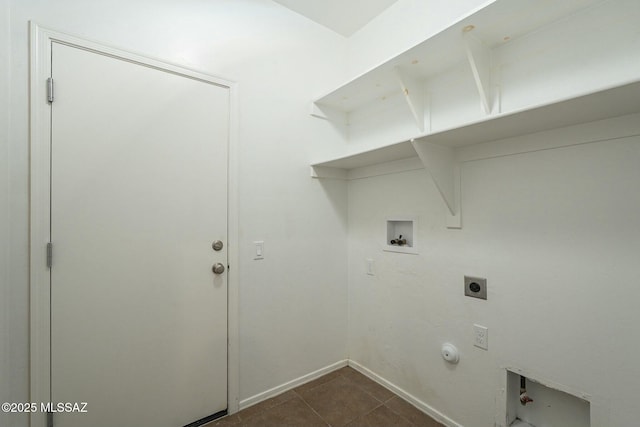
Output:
[310,102,348,125]
[393,67,425,132]
[447,164,462,229]
[463,32,492,115]
[310,165,348,180]
[411,139,462,229]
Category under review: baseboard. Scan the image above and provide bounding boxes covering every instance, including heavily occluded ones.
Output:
[238,358,461,427]
[238,359,348,410]
[348,360,463,427]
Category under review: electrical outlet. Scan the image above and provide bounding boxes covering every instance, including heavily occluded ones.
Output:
[474,324,488,350]
[464,276,487,300]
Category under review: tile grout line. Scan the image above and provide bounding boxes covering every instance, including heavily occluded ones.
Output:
[384,401,421,427]
[343,369,439,427]
[324,368,390,426]
[350,401,385,423]
[331,369,388,426]
[215,367,440,427]
[296,370,383,427]
[234,370,349,426]
[236,391,298,422]
[294,389,332,427]
[385,396,441,427]
[293,370,346,396]
[341,370,395,407]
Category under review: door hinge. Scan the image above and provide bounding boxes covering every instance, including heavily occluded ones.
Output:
[47,410,54,427]
[47,242,53,269]
[47,77,54,103]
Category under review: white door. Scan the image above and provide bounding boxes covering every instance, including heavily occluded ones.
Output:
[50,42,229,427]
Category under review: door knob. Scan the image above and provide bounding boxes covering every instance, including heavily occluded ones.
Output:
[212,263,225,274]
[212,240,223,251]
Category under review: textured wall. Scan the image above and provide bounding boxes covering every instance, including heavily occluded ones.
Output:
[3,1,348,426]
[348,120,640,426]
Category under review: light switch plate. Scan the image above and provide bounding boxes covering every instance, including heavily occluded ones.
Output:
[474,324,488,350]
[366,259,374,276]
[254,241,264,260]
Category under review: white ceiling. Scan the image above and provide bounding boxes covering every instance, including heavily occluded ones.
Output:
[273,0,399,37]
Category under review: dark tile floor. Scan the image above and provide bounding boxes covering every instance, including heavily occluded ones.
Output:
[206,366,444,427]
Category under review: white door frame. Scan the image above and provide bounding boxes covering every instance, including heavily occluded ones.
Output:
[29,22,240,427]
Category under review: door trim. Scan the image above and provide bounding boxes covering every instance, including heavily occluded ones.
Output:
[28,22,240,427]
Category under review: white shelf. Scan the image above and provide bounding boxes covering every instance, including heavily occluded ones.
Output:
[311,80,640,172]
[311,80,640,229]
[312,141,415,170]
[312,0,604,118]
[421,81,640,147]
[310,0,640,229]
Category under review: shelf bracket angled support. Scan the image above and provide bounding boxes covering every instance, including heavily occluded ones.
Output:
[393,67,425,132]
[446,163,462,229]
[411,139,462,229]
[310,102,348,125]
[463,32,492,115]
[310,165,348,180]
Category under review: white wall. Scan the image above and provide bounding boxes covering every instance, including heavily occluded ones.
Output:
[347,118,640,426]
[342,1,640,426]
[3,1,349,426]
[346,0,491,77]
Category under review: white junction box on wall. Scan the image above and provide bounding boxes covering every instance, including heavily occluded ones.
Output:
[384,217,417,254]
